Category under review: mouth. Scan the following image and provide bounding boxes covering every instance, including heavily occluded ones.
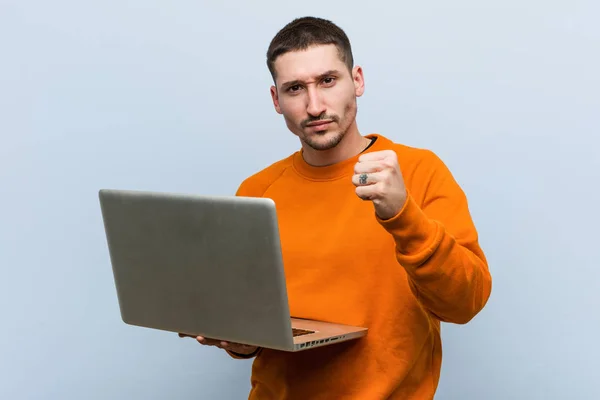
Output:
[305,120,333,130]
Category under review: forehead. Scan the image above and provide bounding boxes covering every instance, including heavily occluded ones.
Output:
[273,44,347,86]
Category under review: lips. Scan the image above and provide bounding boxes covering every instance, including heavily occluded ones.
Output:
[306,120,333,128]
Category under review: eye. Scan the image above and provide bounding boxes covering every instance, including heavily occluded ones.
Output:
[287,84,302,92]
[322,77,336,86]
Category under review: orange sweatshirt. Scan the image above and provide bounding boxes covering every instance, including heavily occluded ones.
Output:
[233,133,492,399]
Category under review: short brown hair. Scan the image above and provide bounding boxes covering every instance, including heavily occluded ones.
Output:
[266,16,354,82]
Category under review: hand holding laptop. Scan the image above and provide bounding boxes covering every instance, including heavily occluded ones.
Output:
[99,190,367,353]
[178,333,259,355]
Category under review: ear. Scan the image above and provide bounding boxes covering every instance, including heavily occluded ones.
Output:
[270,85,282,114]
[352,66,365,97]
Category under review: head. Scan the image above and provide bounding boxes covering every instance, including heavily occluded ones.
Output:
[267,17,364,151]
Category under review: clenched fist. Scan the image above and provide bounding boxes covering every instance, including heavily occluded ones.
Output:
[352,150,407,220]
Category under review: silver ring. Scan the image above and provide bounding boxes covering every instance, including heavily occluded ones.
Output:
[359,173,368,185]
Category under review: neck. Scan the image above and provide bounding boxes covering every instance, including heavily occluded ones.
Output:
[301,124,370,167]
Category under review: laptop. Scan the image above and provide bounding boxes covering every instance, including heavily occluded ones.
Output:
[98,189,367,352]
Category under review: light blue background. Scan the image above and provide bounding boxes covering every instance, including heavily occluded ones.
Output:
[1,1,599,399]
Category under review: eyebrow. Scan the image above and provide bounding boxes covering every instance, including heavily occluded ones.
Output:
[280,70,341,90]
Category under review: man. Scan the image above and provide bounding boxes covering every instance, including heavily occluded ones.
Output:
[186,16,492,399]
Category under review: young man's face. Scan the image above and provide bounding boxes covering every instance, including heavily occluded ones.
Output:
[270,44,364,151]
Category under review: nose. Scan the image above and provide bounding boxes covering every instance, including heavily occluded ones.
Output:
[306,87,326,117]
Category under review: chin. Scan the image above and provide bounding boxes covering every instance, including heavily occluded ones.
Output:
[303,130,345,151]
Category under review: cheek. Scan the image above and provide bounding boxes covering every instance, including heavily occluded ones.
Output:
[331,91,355,120]
[330,85,355,110]
[280,99,306,122]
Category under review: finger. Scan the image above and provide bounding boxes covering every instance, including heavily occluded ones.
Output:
[196,336,222,346]
[352,171,383,187]
[357,150,394,162]
[179,333,198,339]
[354,161,384,174]
[223,343,257,354]
[221,342,248,352]
[355,184,381,201]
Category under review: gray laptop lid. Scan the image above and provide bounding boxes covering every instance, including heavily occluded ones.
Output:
[98,189,295,350]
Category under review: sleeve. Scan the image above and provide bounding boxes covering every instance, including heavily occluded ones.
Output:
[235,179,258,197]
[377,151,492,324]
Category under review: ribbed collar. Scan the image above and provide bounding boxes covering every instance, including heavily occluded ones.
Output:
[292,133,391,181]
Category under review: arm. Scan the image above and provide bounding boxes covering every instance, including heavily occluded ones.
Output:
[376,152,492,324]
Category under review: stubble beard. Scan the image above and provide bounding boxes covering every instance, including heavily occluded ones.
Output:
[298,100,358,152]
[303,130,345,151]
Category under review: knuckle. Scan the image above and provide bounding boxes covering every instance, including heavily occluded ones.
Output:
[381,160,393,169]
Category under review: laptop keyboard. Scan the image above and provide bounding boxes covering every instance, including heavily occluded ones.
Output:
[292,328,315,337]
